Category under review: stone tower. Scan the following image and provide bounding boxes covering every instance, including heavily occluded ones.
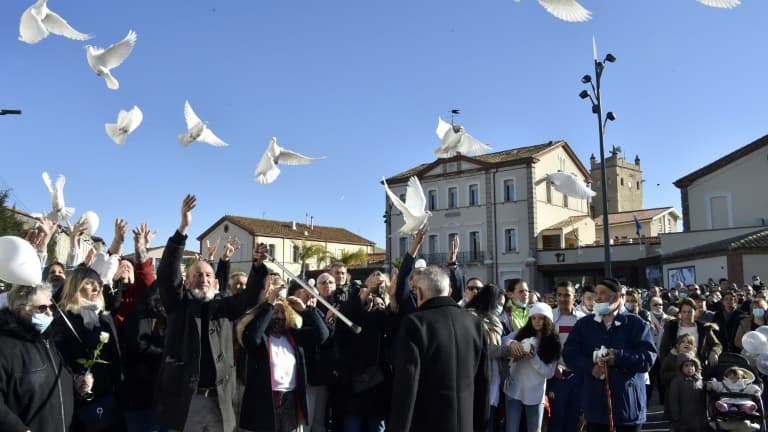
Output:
[589,147,643,217]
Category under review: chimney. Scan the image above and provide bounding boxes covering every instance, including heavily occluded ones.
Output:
[310,216,314,230]
[292,221,297,230]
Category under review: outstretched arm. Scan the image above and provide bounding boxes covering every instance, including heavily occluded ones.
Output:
[157,195,196,312]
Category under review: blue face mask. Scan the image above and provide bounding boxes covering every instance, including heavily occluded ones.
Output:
[31,313,53,333]
[494,305,504,316]
[679,293,688,299]
[753,308,765,319]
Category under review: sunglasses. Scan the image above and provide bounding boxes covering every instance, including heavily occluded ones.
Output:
[30,304,54,313]
[467,285,482,292]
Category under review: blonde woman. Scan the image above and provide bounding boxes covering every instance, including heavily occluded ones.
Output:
[364,270,391,311]
[54,265,124,431]
[237,284,329,432]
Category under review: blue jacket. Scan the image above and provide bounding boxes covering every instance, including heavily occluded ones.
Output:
[562,311,657,426]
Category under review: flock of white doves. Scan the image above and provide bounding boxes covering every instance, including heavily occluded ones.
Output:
[20,0,666,235]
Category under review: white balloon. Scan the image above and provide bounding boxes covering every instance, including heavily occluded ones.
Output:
[0,236,42,286]
[81,211,100,236]
[757,353,768,376]
[742,331,768,355]
[756,326,768,340]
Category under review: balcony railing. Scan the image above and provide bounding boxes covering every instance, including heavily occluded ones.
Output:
[421,251,485,265]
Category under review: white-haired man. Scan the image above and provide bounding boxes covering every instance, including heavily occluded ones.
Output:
[390,266,489,432]
[154,195,268,432]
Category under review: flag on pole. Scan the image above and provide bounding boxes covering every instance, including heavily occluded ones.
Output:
[633,214,642,237]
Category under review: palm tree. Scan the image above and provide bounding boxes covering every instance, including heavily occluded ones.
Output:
[294,241,331,278]
[339,248,369,268]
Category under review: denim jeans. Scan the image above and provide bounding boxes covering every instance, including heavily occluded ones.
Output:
[340,415,386,432]
[125,409,167,432]
[505,397,544,432]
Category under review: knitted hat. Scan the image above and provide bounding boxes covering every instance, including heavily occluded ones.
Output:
[529,302,553,322]
[598,278,620,293]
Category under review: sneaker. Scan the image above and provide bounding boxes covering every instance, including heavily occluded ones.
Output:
[746,421,760,431]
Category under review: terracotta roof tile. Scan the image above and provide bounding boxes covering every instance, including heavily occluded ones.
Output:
[197,215,374,246]
[595,207,679,226]
[543,215,592,230]
[664,228,768,262]
[386,141,568,183]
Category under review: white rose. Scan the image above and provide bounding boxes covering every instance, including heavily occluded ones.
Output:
[99,331,110,344]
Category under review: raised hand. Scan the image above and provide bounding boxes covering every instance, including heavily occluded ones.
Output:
[113,219,128,243]
[252,241,268,264]
[408,223,429,256]
[287,296,306,312]
[221,236,239,261]
[68,217,89,253]
[179,194,196,235]
[206,238,221,261]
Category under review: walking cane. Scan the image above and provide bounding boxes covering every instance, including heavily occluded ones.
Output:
[603,362,615,432]
[263,252,362,334]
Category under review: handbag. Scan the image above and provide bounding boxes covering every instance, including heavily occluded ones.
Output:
[350,337,385,393]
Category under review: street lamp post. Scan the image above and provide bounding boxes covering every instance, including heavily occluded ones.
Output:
[580,47,616,278]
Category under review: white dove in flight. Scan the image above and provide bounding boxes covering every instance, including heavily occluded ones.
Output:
[534,172,596,201]
[696,0,740,8]
[382,176,431,235]
[85,30,137,90]
[434,117,491,159]
[514,0,592,23]
[41,172,75,225]
[254,137,325,184]
[19,0,92,44]
[178,100,228,147]
[105,105,143,145]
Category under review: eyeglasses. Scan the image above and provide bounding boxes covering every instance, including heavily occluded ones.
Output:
[652,303,663,307]
[30,304,54,313]
[467,285,482,292]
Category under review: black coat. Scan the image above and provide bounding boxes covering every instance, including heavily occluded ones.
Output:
[389,296,489,432]
[239,304,329,431]
[0,309,74,432]
[153,231,266,432]
[334,293,396,417]
[713,308,747,353]
[120,281,166,410]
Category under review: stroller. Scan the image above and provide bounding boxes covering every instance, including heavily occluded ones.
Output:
[706,353,766,432]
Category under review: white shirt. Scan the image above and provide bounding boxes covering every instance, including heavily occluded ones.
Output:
[553,308,585,369]
[678,324,699,344]
[501,333,557,405]
[269,335,297,391]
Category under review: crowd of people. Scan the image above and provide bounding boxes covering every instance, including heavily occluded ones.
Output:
[1,195,767,432]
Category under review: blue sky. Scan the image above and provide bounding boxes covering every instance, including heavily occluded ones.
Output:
[1,0,766,250]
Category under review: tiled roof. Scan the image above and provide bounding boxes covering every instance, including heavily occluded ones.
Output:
[674,134,768,188]
[543,215,592,231]
[663,228,768,262]
[385,141,582,184]
[595,207,679,226]
[197,215,375,246]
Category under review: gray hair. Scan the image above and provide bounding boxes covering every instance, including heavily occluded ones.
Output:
[413,266,450,299]
[7,283,53,310]
[229,272,247,281]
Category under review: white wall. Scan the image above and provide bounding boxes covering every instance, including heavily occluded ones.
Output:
[742,255,768,284]
[662,256,727,289]
[686,145,768,231]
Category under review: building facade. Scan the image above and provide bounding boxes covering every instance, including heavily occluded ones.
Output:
[589,148,644,217]
[197,216,376,278]
[384,140,591,290]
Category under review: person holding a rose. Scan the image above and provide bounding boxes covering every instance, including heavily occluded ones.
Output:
[55,264,124,432]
